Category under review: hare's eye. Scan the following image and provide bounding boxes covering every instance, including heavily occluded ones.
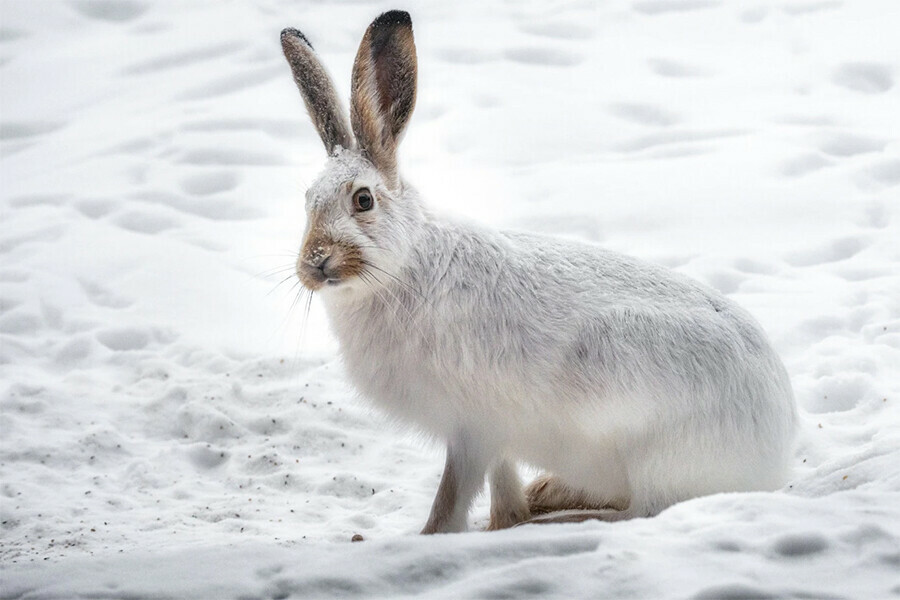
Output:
[353,188,374,212]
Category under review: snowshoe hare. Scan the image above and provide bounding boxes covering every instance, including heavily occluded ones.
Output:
[280,11,797,534]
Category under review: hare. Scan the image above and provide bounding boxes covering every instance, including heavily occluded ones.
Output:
[280,11,797,534]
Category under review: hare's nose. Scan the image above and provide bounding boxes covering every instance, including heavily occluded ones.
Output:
[315,255,333,276]
[304,248,331,268]
[301,251,336,281]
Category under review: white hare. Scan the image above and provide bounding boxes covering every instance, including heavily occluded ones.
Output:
[280,11,797,534]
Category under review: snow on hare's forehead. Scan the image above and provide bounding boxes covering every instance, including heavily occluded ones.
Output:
[306,150,378,206]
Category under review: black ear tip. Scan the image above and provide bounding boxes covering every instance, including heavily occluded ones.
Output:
[281,27,313,50]
[372,10,412,29]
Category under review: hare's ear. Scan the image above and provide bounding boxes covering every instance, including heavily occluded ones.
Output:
[281,28,354,155]
[350,10,417,189]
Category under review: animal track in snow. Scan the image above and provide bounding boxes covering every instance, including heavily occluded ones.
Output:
[703,270,746,295]
[782,1,843,16]
[518,21,594,40]
[0,120,64,140]
[179,148,286,166]
[832,62,894,94]
[692,583,775,599]
[780,153,832,177]
[180,118,303,140]
[7,194,68,208]
[807,373,873,413]
[112,209,176,234]
[503,47,583,67]
[615,128,744,153]
[608,103,680,127]
[68,0,148,23]
[0,310,41,335]
[180,171,240,196]
[54,336,96,366]
[633,0,721,15]
[738,7,769,23]
[434,47,498,65]
[96,327,151,351]
[818,133,886,157]
[0,27,28,42]
[177,65,282,101]
[185,443,229,470]
[647,58,711,78]
[122,42,246,75]
[78,279,133,308]
[786,236,867,267]
[856,159,900,190]
[134,189,259,221]
[75,198,119,219]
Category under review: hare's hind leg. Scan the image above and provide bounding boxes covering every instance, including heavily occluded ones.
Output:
[523,474,635,525]
[485,459,531,531]
[526,474,605,515]
[518,508,636,526]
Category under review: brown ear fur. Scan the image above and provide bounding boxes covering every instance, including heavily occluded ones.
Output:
[350,11,417,189]
[281,28,354,155]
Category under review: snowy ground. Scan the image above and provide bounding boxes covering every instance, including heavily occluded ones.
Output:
[1,1,899,598]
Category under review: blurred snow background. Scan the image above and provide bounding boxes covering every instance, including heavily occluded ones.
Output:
[1,1,898,598]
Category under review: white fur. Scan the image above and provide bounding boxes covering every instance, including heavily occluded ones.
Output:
[285,14,798,533]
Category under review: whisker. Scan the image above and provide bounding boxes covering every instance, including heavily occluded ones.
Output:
[358,272,404,332]
[361,268,430,342]
[360,259,431,307]
[267,272,299,297]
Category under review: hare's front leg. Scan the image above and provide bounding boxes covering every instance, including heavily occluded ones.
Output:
[486,458,531,530]
[420,433,489,534]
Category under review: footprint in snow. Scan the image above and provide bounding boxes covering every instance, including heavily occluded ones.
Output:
[434,47,498,65]
[832,62,894,94]
[78,279,134,309]
[774,533,829,558]
[75,198,119,219]
[818,133,886,158]
[785,236,867,267]
[632,0,721,16]
[177,65,283,101]
[68,0,148,23]
[647,58,711,78]
[112,209,177,235]
[503,47,583,67]
[692,583,776,599]
[0,27,29,42]
[518,21,594,40]
[614,128,743,153]
[782,1,843,16]
[96,326,151,351]
[780,153,832,177]
[855,159,900,191]
[0,120,65,140]
[179,148,286,166]
[608,102,681,127]
[121,41,246,76]
[180,171,240,196]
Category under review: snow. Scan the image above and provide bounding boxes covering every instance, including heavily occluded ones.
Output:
[1,1,898,598]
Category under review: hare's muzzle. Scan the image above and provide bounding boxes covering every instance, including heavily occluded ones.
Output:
[296,241,363,291]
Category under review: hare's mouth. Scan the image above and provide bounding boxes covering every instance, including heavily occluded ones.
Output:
[296,259,362,291]
[297,240,364,291]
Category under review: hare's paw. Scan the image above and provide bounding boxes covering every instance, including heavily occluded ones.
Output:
[486,459,530,531]
[486,498,531,531]
[525,474,605,515]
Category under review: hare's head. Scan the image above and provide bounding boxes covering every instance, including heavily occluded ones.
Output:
[281,11,421,293]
